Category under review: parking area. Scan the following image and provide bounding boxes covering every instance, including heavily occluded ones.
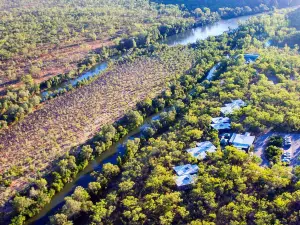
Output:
[253,131,300,167]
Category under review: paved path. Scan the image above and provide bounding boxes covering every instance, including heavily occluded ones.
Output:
[253,131,300,167]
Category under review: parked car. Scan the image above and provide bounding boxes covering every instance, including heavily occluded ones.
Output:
[284,136,292,147]
[281,155,291,162]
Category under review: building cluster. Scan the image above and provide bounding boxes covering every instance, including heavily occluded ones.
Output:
[211,99,256,151]
[210,99,245,131]
[173,164,198,189]
[223,132,255,151]
[173,99,257,189]
[186,141,217,160]
[210,99,256,151]
[220,99,246,115]
[173,141,217,189]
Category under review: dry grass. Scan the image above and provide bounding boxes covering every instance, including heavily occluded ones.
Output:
[0,49,194,207]
[0,0,194,92]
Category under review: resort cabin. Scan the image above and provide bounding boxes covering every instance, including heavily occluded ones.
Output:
[187,141,217,160]
[211,117,231,130]
[221,99,246,115]
[244,54,259,63]
[175,174,197,189]
[229,133,255,151]
[211,117,230,124]
[173,164,199,176]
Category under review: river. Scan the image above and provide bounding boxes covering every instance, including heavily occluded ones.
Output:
[29,13,260,224]
[41,13,258,99]
[27,112,162,225]
[160,14,257,46]
[41,62,108,100]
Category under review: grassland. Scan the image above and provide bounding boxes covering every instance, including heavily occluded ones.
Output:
[0,46,195,210]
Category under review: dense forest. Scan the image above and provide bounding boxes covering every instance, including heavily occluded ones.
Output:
[1,7,299,224]
[153,0,300,10]
[272,7,300,47]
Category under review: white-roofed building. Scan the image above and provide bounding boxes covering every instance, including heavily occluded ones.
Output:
[187,141,217,160]
[244,54,259,63]
[211,123,231,130]
[174,174,197,188]
[211,117,230,124]
[231,99,246,107]
[221,99,246,115]
[229,133,255,151]
[211,117,231,130]
[173,164,199,176]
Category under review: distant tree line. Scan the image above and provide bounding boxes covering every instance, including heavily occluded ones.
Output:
[152,0,300,11]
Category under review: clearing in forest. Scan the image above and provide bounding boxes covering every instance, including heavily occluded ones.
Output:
[0,47,194,208]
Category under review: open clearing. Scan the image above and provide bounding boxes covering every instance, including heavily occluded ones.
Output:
[0,50,193,207]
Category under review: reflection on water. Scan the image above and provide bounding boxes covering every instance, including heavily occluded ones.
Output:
[28,112,161,225]
[41,14,261,99]
[41,62,108,99]
[161,14,258,46]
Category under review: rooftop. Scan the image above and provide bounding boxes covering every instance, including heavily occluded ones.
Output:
[211,117,230,124]
[229,133,255,149]
[187,141,217,159]
[175,174,197,187]
[173,164,199,176]
[244,54,259,63]
[221,99,246,115]
[211,123,231,130]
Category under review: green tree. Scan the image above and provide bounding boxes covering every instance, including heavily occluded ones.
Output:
[267,136,283,147]
[50,214,73,225]
[102,163,120,178]
[12,196,34,214]
[265,145,282,164]
[124,110,144,130]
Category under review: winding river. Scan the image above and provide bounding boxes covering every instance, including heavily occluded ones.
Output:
[27,112,162,225]
[160,14,258,46]
[29,13,261,224]
[41,13,258,99]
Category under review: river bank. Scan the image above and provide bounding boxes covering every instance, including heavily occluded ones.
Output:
[2,11,264,225]
[28,55,224,224]
[41,12,260,100]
